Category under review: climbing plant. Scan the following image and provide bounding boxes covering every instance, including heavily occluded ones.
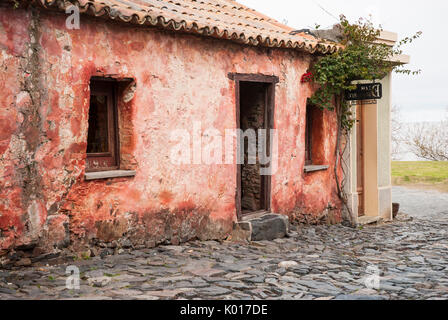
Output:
[308,15,421,225]
[310,15,421,131]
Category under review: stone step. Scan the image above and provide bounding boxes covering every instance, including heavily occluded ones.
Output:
[358,216,382,226]
[232,213,290,242]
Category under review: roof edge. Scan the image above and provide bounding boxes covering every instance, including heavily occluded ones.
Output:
[6,0,342,55]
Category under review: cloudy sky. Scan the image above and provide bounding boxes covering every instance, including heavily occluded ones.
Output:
[239,0,448,122]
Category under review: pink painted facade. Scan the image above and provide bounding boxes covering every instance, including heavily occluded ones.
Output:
[0,5,342,255]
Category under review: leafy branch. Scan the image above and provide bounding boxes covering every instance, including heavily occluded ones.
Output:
[308,15,421,226]
[310,15,421,132]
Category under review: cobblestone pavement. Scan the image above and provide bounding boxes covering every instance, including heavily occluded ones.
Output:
[1,188,447,300]
[393,186,448,219]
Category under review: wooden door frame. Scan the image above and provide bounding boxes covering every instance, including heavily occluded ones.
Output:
[228,73,278,220]
[356,102,365,217]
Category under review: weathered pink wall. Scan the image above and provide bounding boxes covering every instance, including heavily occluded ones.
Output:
[0,7,341,254]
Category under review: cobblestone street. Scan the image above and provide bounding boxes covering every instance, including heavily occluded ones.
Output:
[392,186,448,219]
[0,187,447,300]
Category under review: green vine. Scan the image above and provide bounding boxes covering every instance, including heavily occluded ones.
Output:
[309,15,421,132]
[308,15,421,226]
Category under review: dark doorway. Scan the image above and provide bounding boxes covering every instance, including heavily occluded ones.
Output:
[230,73,278,220]
[240,82,267,214]
[233,77,276,218]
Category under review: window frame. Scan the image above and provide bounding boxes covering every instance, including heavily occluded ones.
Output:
[305,102,313,166]
[86,79,120,173]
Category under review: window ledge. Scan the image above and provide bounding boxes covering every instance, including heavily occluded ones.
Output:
[304,165,329,173]
[85,170,136,181]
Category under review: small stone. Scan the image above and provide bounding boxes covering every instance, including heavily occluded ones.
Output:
[88,276,111,288]
[188,268,226,278]
[143,289,191,298]
[145,240,156,248]
[121,239,133,249]
[107,241,118,249]
[15,258,32,267]
[199,287,232,296]
[293,293,305,299]
[100,249,113,259]
[89,248,98,257]
[250,214,289,241]
[0,288,16,294]
[276,267,287,276]
[314,296,334,300]
[278,261,298,269]
[290,267,311,275]
[409,256,425,264]
[244,276,265,284]
[335,295,388,300]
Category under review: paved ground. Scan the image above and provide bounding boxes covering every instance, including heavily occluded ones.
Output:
[0,186,447,300]
[392,186,448,219]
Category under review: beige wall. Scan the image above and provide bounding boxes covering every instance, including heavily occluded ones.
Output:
[363,99,379,218]
[377,74,393,220]
[344,74,393,223]
[378,74,392,188]
[342,29,405,224]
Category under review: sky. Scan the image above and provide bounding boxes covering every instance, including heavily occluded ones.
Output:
[238,0,448,123]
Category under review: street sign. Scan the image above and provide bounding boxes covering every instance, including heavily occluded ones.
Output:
[345,83,382,101]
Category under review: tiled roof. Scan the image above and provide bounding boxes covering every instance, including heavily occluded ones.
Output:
[24,0,340,54]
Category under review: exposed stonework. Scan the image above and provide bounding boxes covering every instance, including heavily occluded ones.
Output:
[240,82,266,212]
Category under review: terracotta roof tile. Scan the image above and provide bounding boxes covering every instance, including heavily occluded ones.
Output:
[22,0,340,54]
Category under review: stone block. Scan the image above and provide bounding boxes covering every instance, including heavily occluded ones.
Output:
[232,214,289,242]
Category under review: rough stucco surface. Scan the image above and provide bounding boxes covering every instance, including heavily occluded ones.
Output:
[0,8,341,255]
[378,74,392,188]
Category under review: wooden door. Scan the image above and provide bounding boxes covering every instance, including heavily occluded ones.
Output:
[356,103,365,217]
